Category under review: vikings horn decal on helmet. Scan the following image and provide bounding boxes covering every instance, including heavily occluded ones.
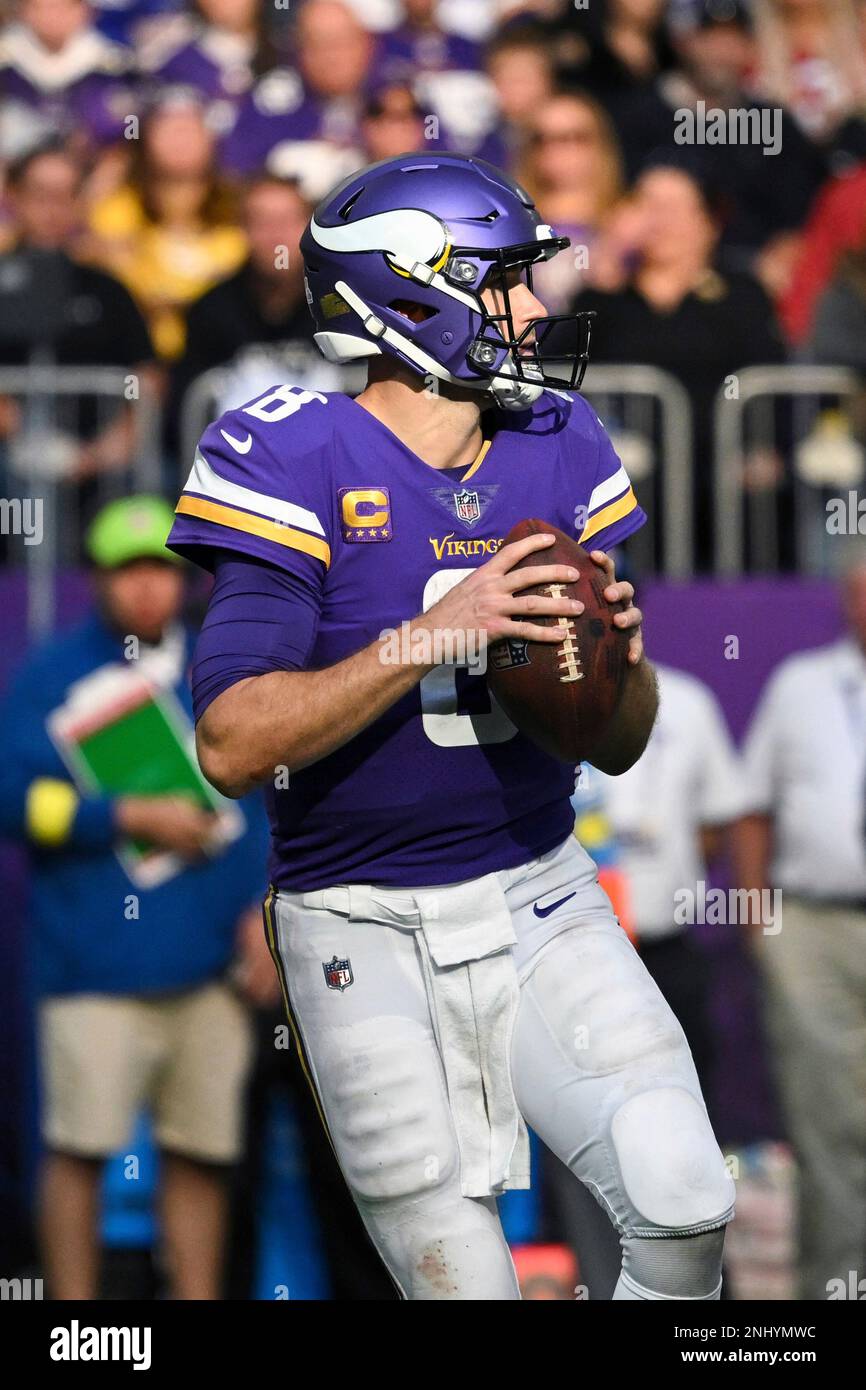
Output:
[299,153,594,411]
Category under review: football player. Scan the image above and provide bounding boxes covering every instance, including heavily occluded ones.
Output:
[168,153,735,1300]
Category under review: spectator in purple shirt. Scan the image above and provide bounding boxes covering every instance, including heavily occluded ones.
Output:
[141,0,280,138]
[221,0,377,177]
[0,0,136,162]
[376,0,483,84]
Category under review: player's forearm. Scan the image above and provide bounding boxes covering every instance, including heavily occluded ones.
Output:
[588,656,658,775]
[196,624,436,797]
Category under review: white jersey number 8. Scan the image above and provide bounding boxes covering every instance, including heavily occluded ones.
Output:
[419,569,517,748]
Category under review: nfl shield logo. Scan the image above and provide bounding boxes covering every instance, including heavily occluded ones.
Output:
[322,955,354,991]
[454,489,480,523]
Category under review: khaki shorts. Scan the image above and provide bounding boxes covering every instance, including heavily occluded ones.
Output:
[39,981,253,1164]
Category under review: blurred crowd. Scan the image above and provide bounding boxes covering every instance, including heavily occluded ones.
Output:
[0,0,864,569]
[1,0,866,1304]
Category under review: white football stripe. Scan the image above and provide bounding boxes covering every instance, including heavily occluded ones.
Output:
[587,465,631,516]
[184,448,326,538]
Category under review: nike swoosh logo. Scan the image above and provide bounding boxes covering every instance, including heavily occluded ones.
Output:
[533,891,577,919]
[220,428,253,454]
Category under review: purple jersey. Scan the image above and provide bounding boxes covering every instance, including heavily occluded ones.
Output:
[221,69,365,176]
[375,26,482,82]
[144,24,255,135]
[168,386,646,891]
[0,23,136,148]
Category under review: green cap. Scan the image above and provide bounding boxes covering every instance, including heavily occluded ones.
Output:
[85,495,183,570]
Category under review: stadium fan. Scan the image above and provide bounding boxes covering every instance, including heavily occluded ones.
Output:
[562,161,786,564]
[0,0,137,162]
[360,80,427,160]
[751,0,866,149]
[87,89,246,359]
[139,0,281,137]
[0,144,157,490]
[221,0,376,177]
[371,0,501,159]
[735,553,866,1299]
[517,90,625,311]
[483,24,557,171]
[0,495,270,1299]
[170,175,321,438]
[808,239,866,375]
[779,159,866,344]
[588,0,827,278]
[376,0,483,77]
[550,0,679,103]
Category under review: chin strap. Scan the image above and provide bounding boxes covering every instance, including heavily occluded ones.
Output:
[488,358,545,412]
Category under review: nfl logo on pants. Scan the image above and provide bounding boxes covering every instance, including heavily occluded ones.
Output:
[323,955,354,991]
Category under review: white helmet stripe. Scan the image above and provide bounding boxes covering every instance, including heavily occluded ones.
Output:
[310,209,448,267]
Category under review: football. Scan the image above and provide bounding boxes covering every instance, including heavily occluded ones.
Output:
[486,519,631,764]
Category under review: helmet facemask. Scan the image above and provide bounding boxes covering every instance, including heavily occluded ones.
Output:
[454,242,595,409]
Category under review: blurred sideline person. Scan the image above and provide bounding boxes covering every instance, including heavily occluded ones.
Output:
[0,496,270,1299]
[735,556,866,1300]
[592,661,744,1089]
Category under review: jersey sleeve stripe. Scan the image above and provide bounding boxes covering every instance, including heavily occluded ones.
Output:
[586,464,631,517]
[175,496,331,566]
[579,487,638,544]
[188,448,327,538]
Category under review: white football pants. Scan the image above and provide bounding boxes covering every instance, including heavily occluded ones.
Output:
[265,834,735,1299]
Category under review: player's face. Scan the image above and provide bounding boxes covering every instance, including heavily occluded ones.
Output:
[98,561,185,645]
[481,266,548,345]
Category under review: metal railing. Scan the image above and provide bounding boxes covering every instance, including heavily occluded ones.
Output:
[580,365,695,578]
[713,365,863,576]
[0,366,162,636]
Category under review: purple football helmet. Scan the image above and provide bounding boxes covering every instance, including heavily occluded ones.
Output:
[300,152,593,411]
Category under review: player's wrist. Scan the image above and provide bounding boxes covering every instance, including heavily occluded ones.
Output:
[374,616,441,677]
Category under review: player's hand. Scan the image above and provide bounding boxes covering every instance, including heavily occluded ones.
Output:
[115,794,219,860]
[419,532,585,652]
[589,549,644,665]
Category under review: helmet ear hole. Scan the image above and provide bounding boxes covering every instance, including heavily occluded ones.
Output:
[388,299,438,324]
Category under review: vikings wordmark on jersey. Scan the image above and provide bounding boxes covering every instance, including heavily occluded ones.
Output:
[168,383,645,893]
